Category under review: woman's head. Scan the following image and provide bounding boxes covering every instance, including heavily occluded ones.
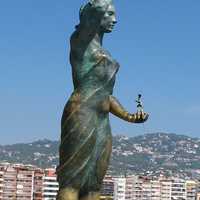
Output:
[78,0,117,33]
[100,2,117,33]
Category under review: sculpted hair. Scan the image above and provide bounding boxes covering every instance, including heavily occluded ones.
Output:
[76,0,113,30]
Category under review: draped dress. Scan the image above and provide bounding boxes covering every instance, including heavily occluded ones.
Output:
[57,45,119,195]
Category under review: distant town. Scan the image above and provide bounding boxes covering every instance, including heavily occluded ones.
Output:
[0,162,200,200]
[1,133,200,178]
[1,133,200,199]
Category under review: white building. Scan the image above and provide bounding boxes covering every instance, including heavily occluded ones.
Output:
[114,177,126,200]
[150,180,160,200]
[160,179,172,200]
[113,175,199,200]
[43,168,59,200]
[125,176,135,200]
[171,179,186,200]
[0,169,4,199]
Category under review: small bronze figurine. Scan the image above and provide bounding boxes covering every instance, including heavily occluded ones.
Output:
[56,1,148,200]
[136,94,143,113]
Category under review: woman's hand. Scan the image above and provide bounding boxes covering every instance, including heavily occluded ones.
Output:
[129,112,149,123]
[109,95,149,124]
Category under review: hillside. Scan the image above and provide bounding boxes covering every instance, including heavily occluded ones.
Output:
[0,133,200,176]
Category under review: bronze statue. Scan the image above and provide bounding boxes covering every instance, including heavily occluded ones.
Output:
[56,0,148,200]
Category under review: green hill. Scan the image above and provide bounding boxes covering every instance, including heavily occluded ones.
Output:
[1,133,200,177]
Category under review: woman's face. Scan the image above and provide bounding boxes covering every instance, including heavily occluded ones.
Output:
[100,4,117,33]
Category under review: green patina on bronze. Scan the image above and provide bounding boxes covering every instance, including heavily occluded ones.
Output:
[57,0,148,199]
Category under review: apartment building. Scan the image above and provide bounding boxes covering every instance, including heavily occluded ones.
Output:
[0,162,199,200]
[34,168,44,200]
[132,176,143,200]
[43,168,59,200]
[171,178,187,200]
[0,163,43,200]
[125,176,134,200]
[100,175,115,200]
[133,177,160,200]
[150,180,160,200]
[114,177,126,200]
[186,180,197,200]
[16,165,35,200]
[114,175,198,200]
[0,168,4,199]
[160,179,172,200]
[142,178,152,200]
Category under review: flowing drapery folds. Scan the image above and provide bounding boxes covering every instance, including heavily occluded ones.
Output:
[57,49,119,195]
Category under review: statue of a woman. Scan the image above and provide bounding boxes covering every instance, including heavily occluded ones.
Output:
[56,1,148,200]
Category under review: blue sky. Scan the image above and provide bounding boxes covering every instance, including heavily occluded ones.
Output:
[1,0,200,144]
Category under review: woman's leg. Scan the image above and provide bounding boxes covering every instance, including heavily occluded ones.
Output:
[79,191,100,200]
[56,187,79,200]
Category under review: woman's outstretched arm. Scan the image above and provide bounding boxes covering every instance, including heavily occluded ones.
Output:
[109,95,148,123]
